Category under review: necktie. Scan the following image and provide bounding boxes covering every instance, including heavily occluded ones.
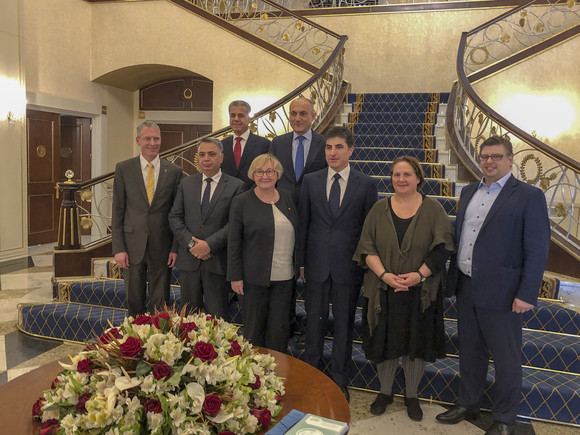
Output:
[201,178,212,218]
[146,162,155,204]
[233,137,242,169]
[328,173,341,217]
[295,136,305,181]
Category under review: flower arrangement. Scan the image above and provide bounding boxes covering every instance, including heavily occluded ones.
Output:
[32,309,285,434]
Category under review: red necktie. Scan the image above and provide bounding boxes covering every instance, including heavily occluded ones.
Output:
[234,137,242,168]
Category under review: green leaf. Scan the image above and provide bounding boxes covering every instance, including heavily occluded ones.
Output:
[136,360,152,377]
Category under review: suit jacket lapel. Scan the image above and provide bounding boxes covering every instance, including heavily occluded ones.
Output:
[132,157,149,205]
[480,174,518,231]
[455,182,477,240]
[284,134,297,181]
[334,169,358,220]
[238,133,255,173]
[192,174,203,222]
[203,175,227,222]
[305,132,322,170]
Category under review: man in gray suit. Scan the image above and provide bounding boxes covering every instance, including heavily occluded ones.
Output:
[112,121,183,317]
[169,138,245,318]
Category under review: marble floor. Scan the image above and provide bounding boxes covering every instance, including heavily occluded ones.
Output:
[0,244,578,435]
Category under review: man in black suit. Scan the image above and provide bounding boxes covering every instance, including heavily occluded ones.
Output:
[436,136,550,435]
[299,126,378,401]
[270,96,327,204]
[169,138,245,318]
[112,121,182,317]
[221,100,270,187]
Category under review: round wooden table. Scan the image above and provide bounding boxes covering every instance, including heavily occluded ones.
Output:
[0,348,350,433]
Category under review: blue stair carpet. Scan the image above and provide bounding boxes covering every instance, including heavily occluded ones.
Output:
[349,111,437,125]
[347,92,450,104]
[351,160,445,178]
[350,122,433,136]
[373,176,455,197]
[352,147,438,161]
[354,135,438,149]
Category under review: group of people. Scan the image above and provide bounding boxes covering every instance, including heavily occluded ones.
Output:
[112,96,550,435]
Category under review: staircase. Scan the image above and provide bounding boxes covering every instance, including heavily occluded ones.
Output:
[18,92,580,425]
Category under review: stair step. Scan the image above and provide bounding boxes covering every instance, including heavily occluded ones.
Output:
[350,122,433,136]
[347,92,450,104]
[351,160,445,178]
[287,339,580,425]
[349,112,438,124]
[352,102,440,113]
[354,135,438,149]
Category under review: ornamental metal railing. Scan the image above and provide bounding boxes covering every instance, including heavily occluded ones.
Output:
[448,0,580,256]
[60,0,347,251]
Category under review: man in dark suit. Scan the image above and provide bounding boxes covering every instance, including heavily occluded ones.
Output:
[221,100,270,187]
[299,126,378,401]
[169,138,245,318]
[270,96,327,204]
[112,121,183,317]
[436,136,550,435]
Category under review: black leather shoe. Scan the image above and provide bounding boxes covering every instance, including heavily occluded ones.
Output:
[404,397,423,421]
[340,386,350,402]
[485,421,515,435]
[370,393,393,415]
[436,404,480,424]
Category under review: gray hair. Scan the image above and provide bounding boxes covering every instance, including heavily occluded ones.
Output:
[199,137,223,153]
[137,121,161,137]
[228,100,251,114]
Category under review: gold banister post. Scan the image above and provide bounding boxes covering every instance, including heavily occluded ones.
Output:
[56,170,81,250]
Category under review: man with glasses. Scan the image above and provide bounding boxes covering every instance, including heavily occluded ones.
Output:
[169,138,245,318]
[436,136,550,435]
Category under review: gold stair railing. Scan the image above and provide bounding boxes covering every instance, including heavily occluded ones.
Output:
[446,0,580,263]
[56,0,348,272]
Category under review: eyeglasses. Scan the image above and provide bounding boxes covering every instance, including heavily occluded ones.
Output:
[479,154,507,162]
[254,169,277,177]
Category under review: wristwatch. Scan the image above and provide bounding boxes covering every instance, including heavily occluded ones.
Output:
[417,270,427,282]
[187,240,196,250]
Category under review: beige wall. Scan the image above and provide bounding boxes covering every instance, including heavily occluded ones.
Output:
[314,8,507,93]
[473,36,580,162]
[0,0,27,261]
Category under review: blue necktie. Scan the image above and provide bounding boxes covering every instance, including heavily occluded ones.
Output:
[201,178,212,218]
[295,136,305,181]
[329,173,341,217]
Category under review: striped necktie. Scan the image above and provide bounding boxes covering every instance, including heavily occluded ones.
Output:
[146,162,155,204]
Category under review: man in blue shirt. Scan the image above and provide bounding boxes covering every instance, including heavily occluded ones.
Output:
[436,136,550,435]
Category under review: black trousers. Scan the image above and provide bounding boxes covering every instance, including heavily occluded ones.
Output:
[305,277,359,387]
[125,245,171,317]
[242,279,293,353]
[456,273,523,425]
[179,266,229,319]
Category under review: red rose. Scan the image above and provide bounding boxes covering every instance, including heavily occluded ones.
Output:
[194,342,217,362]
[32,397,44,421]
[180,322,198,341]
[203,394,222,417]
[39,419,60,435]
[252,407,271,427]
[76,393,92,414]
[248,375,261,390]
[218,431,236,435]
[206,315,218,326]
[152,312,170,329]
[228,340,242,357]
[77,358,94,374]
[152,360,173,380]
[120,336,143,358]
[144,398,162,414]
[100,327,122,344]
[133,315,152,325]
[51,378,59,389]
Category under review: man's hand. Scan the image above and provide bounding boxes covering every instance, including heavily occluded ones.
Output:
[299,267,306,283]
[231,280,244,295]
[190,237,211,259]
[512,297,534,314]
[114,252,129,269]
[167,252,177,268]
